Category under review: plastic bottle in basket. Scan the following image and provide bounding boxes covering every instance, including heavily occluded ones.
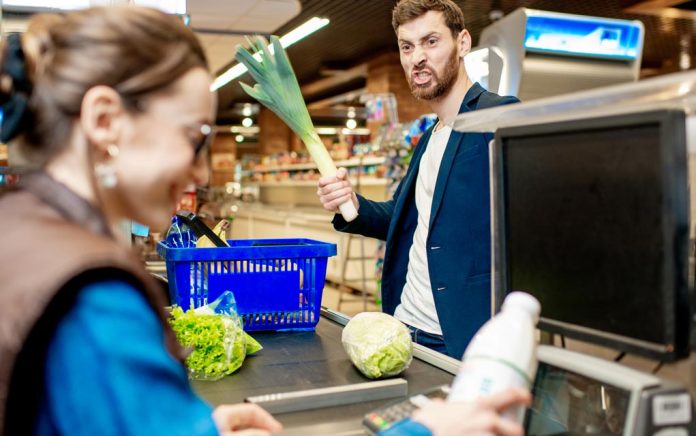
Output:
[448,292,541,423]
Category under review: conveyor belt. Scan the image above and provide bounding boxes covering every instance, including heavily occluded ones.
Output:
[192,310,454,434]
[147,266,457,434]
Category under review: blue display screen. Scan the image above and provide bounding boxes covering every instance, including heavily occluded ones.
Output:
[524,14,642,60]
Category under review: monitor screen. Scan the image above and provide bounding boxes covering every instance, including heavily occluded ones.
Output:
[524,12,643,61]
[493,110,691,360]
[526,361,631,435]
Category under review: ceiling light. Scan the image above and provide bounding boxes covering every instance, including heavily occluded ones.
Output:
[315,127,338,135]
[131,0,186,15]
[211,17,330,91]
[341,127,371,135]
[242,104,253,117]
[227,125,260,134]
[278,17,329,47]
[345,119,357,130]
[242,117,253,127]
[235,135,244,143]
[2,0,89,9]
[3,0,186,13]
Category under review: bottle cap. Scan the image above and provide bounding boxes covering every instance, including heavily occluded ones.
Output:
[502,292,541,323]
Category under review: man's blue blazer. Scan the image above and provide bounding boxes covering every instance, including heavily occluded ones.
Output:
[333,82,519,358]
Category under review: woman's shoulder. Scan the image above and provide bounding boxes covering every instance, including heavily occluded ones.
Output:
[70,280,162,329]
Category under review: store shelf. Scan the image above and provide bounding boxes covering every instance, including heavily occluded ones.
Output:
[256,178,389,187]
[251,156,385,173]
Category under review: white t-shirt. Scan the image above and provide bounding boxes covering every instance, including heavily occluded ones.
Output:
[394,125,452,335]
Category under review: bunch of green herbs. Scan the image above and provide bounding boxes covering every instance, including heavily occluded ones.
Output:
[234,36,336,177]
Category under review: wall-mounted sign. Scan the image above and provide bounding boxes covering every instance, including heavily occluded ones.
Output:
[524,11,643,60]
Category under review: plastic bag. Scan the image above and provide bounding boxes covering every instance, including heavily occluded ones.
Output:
[342,312,413,379]
[169,291,262,381]
[164,215,197,248]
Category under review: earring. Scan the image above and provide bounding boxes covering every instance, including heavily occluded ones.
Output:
[106,144,119,158]
[95,144,119,188]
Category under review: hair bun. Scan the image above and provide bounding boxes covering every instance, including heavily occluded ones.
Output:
[1,33,32,143]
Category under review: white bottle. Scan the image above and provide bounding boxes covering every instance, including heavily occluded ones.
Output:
[448,292,541,423]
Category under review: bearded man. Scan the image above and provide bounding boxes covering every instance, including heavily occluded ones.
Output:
[317,0,519,359]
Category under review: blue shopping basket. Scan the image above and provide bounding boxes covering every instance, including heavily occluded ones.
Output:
[157,238,337,331]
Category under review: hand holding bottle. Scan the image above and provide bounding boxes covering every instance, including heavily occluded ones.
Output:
[449,292,541,424]
[412,388,531,436]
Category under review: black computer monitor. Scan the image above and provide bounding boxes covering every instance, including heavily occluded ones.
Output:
[492,110,691,361]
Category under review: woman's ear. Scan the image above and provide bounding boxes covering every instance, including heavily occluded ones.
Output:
[458,29,472,59]
[80,85,125,158]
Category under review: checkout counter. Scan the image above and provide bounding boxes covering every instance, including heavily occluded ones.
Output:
[180,304,695,435]
[191,309,453,435]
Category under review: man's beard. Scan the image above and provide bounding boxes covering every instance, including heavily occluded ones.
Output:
[407,48,460,101]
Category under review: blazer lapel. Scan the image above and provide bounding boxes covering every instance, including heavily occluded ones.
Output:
[428,83,486,229]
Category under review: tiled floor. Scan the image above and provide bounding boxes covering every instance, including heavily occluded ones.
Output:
[321,283,379,317]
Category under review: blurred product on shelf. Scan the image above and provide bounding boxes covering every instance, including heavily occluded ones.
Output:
[405,115,438,148]
[176,187,197,213]
[0,167,21,193]
[210,152,236,172]
[361,93,399,125]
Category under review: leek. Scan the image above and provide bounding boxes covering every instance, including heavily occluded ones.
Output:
[235,36,358,221]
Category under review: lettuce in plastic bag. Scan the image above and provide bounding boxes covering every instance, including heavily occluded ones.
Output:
[342,312,413,379]
[245,333,263,355]
[169,291,262,380]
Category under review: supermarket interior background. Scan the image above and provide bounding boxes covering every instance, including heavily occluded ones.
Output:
[3,1,696,434]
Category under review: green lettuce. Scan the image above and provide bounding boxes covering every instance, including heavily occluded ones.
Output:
[169,307,261,380]
[342,312,413,379]
[244,332,263,355]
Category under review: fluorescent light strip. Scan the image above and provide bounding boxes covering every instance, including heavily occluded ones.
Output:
[210,17,329,91]
[3,0,90,10]
[4,0,185,13]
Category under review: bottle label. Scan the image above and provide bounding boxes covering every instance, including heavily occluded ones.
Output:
[448,358,530,422]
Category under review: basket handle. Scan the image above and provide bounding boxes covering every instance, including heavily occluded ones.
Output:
[175,210,228,247]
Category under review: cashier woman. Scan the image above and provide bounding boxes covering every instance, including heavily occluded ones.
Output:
[0,4,528,436]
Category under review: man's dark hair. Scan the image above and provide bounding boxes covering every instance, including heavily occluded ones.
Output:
[392,0,466,37]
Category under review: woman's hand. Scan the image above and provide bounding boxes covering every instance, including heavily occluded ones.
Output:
[213,403,282,435]
[412,388,532,436]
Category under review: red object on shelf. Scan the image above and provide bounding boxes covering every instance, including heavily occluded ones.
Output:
[177,191,196,213]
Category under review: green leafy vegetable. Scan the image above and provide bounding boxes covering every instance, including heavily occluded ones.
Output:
[244,332,263,355]
[170,307,261,380]
[235,36,358,221]
[342,312,413,379]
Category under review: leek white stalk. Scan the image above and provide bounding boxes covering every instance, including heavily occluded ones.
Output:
[235,36,358,222]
